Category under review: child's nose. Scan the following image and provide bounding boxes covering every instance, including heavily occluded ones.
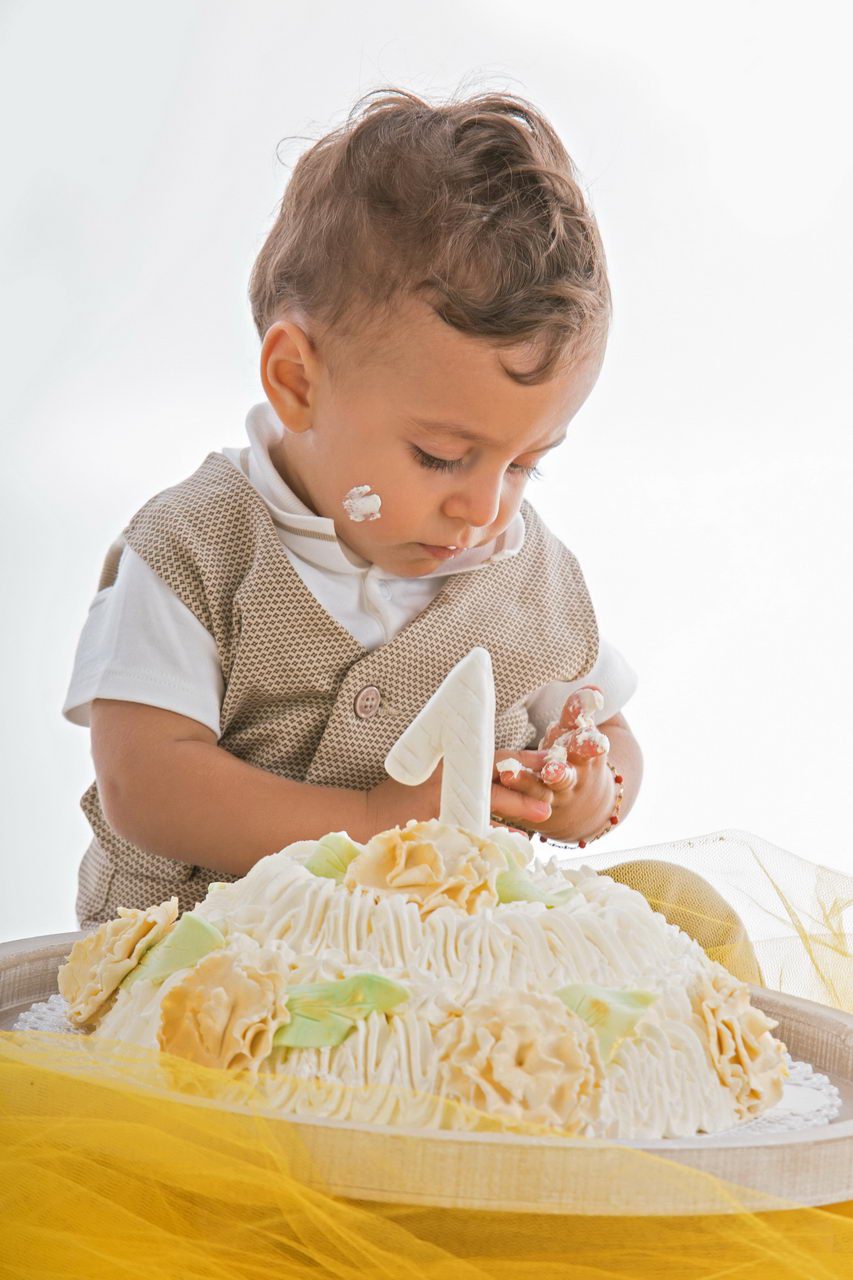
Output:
[443,480,503,531]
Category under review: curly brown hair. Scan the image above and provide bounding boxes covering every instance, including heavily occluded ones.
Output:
[248,86,612,386]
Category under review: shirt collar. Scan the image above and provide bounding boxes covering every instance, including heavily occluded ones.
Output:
[225,401,525,580]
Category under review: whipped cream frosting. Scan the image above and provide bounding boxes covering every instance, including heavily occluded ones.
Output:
[344,821,506,915]
[84,820,788,1139]
[496,756,536,779]
[59,897,179,1027]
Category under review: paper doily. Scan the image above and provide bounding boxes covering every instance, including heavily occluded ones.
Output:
[711,1053,841,1136]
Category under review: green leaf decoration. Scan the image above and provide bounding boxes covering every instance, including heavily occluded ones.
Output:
[556,982,658,1062]
[496,867,577,909]
[273,973,409,1050]
[121,913,225,989]
[304,832,362,883]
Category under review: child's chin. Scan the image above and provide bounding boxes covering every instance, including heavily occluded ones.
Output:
[366,543,437,576]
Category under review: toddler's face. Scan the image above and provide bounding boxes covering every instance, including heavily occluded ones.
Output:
[261,297,602,578]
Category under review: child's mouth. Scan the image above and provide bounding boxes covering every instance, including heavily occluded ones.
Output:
[417,543,461,560]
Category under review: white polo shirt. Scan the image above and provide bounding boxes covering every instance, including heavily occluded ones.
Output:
[62,401,638,741]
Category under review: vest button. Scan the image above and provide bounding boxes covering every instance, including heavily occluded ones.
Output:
[353,685,381,719]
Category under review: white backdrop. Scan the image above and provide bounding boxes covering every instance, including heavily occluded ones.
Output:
[1,0,851,942]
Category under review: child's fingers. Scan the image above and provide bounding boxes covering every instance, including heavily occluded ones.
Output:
[539,685,605,749]
[560,685,605,729]
[540,685,610,763]
[495,760,554,805]
[493,749,550,778]
[490,779,552,825]
[550,725,610,764]
[494,748,576,794]
[493,750,554,822]
[493,750,549,792]
[541,759,577,789]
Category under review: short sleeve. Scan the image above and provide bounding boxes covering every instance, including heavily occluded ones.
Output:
[62,545,224,737]
[523,636,638,742]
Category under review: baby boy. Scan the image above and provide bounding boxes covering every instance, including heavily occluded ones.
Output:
[63,87,643,928]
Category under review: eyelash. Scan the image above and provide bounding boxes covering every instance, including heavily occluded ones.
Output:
[409,444,543,480]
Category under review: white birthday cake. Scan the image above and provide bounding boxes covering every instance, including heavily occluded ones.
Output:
[56,816,789,1139]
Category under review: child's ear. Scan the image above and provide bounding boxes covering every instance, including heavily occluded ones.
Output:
[260,318,317,434]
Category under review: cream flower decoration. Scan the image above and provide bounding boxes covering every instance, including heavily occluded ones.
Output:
[157,942,291,1073]
[434,990,604,1132]
[344,819,506,916]
[58,897,179,1028]
[689,962,788,1119]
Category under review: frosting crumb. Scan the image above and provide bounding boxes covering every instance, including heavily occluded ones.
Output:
[343,484,382,522]
[497,756,537,779]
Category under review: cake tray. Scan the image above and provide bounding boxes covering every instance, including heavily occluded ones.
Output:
[2,930,852,1216]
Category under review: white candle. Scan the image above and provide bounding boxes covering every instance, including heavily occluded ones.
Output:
[383,647,495,836]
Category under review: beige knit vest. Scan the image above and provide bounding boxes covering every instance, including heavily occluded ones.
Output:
[76,451,599,927]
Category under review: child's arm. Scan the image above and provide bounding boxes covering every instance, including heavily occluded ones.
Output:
[91,699,377,876]
[92,700,561,877]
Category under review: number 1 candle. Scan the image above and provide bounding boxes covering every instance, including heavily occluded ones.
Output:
[383,646,495,837]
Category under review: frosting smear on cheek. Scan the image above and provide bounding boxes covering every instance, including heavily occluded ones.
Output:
[343,484,382,522]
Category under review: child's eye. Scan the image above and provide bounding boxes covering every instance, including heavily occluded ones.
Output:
[409,444,543,480]
[514,462,544,480]
[409,444,463,473]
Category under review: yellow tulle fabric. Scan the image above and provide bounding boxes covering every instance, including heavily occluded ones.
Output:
[2,829,852,1279]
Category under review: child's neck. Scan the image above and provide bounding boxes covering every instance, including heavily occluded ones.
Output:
[268,435,320,516]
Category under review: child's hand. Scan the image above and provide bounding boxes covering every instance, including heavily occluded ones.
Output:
[495,686,617,842]
[369,751,558,835]
[368,688,614,840]
[491,749,557,827]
